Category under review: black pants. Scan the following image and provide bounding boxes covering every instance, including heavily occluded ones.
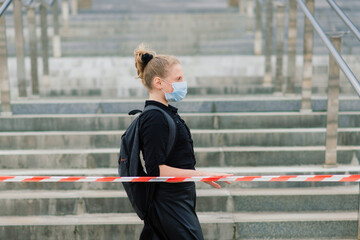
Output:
[140,182,204,240]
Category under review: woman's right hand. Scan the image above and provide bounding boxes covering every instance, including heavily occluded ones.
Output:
[201,172,233,189]
[159,165,233,188]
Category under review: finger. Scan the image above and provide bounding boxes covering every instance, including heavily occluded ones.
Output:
[210,181,221,189]
[211,182,221,189]
[225,181,231,184]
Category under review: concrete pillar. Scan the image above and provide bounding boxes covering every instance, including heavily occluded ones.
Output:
[52,0,62,57]
[61,0,69,31]
[300,0,314,112]
[71,0,78,15]
[286,0,297,94]
[254,0,262,55]
[27,6,39,96]
[263,0,273,86]
[238,0,245,14]
[324,35,342,168]
[13,0,27,97]
[0,2,12,115]
[275,4,285,93]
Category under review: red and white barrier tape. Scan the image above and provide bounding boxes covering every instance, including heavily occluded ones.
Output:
[0,174,360,182]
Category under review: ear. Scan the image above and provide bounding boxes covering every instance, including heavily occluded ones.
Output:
[152,76,162,90]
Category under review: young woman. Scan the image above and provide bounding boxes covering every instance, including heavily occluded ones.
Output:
[134,43,232,240]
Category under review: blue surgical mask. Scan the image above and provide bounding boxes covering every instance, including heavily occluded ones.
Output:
[162,80,187,102]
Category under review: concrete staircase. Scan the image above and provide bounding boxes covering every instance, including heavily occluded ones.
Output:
[4,0,360,99]
[0,96,360,239]
[1,0,360,239]
[3,0,360,56]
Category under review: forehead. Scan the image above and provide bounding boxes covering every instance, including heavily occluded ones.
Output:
[168,64,183,78]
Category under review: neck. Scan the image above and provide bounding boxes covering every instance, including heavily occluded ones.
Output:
[149,93,169,106]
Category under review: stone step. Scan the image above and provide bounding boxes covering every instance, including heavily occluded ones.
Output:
[10,82,359,98]
[0,186,357,216]
[188,85,358,96]
[194,76,358,86]
[9,37,355,57]
[1,112,359,131]
[0,166,358,191]
[6,56,359,95]
[34,76,358,88]
[4,12,243,27]
[0,128,359,150]
[64,19,247,30]
[0,178,355,191]
[0,212,356,239]
[4,96,360,114]
[63,17,246,27]
[6,21,247,33]
[57,29,247,42]
[2,0,233,15]
[7,37,359,57]
[2,165,359,176]
[32,85,359,98]
[46,85,273,98]
[63,29,245,38]
[1,146,359,169]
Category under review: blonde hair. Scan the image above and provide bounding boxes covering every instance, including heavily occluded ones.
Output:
[134,43,180,90]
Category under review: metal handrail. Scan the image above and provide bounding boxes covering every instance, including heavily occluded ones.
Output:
[0,0,12,18]
[296,0,360,97]
[0,0,38,18]
[326,0,360,41]
[22,0,34,7]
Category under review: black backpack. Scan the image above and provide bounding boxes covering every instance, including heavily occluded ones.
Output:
[118,105,176,220]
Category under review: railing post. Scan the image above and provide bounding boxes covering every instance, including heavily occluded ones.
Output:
[27,5,39,96]
[275,3,285,93]
[238,0,245,14]
[228,0,238,7]
[70,0,77,15]
[300,0,314,112]
[296,0,360,96]
[286,0,297,94]
[246,0,254,32]
[263,0,273,86]
[324,34,342,168]
[358,183,360,240]
[61,0,69,31]
[13,0,27,97]
[247,0,254,17]
[40,3,50,90]
[0,1,12,115]
[78,0,92,9]
[254,0,262,55]
[52,0,62,57]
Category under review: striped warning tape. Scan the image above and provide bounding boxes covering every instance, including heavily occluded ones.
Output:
[0,174,359,182]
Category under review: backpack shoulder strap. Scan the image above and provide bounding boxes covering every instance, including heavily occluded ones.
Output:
[142,105,176,157]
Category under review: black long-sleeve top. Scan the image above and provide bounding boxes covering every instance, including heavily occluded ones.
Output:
[139,100,196,176]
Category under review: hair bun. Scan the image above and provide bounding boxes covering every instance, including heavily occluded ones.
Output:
[141,53,153,66]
